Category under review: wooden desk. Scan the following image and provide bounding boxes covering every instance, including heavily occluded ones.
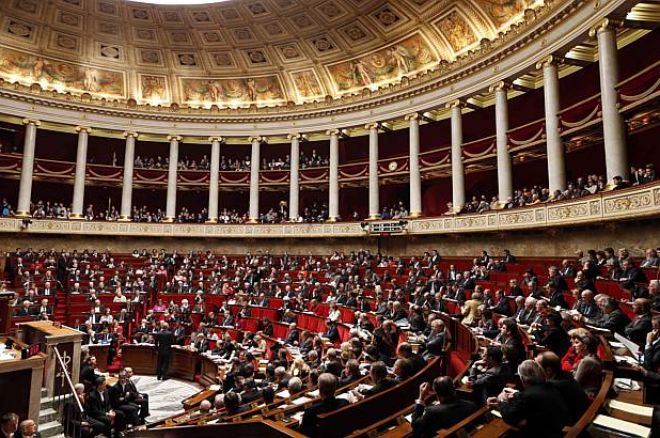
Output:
[123,344,158,375]
[169,347,199,381]
[87,344,110,372]
[0,337,45,422]
[199,354,221,387]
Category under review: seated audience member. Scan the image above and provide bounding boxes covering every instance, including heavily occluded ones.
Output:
[513,296,536,325]
[393,358,414,383]
[572,289,599,318]
[108,371,140,427]
[299,373,349,437]
[63,383,105,438]
[323,320,340,344]
[222,392,249,417]
[584,296,630,334]
[80,355,101,389]
[423,319,450,359]
[468,345,509,403]
[86,376,126,438]
[624,298,653,346]
[571,334,602,397]
[489,360,569,437]
[498,318,525,368]
[338,359,361,387]
[633,315,660,404]
[535,351,590,425]
[412,376,477,438]
[561,328,590,372]
[15,420,40,438]
[397,342,426,375]
[358,361,394,397]
[0,413,18,438]
[123,367,150,423]
[536,311,571,358]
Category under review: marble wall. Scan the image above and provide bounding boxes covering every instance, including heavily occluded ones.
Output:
[1,219,657,258]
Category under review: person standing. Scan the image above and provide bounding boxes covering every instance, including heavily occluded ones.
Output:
[155,322,174,380]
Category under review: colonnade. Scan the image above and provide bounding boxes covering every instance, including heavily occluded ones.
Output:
[12,19,629,220]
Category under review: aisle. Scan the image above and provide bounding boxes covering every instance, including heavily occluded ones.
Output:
[132,375,202,423]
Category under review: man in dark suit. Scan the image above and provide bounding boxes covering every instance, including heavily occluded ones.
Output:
[397,342,426,375]
[80,355,101,389]
[546,284,567,309]
[358,361,395,397]
[468,346,509,404]
[108,371,139,428]
[634,315,660,404]
[490,360,569,437]
[338,359,361,387]
[85,377,126,438]
[584,296,630,335]
[412,376,477,438]
[123,367,150,422]
[624,298,652,346]
[154,323,174,380]
[323,320,340,344]
[284,323,300,345]
[299,373,349,437]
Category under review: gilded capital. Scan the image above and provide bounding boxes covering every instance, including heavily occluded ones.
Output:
[365,123,380,131]
[22,119,41,126]
[326,129,340,137]
[588,18,622,37]
[488,81,511,93]
[123,131,139,139]
[287,133,302,141]
[75,126,92,133]
[535,55,562,71]
[167,135,182,142]
[209,136,224,143]
[404,113,420,122]
[248,136,266,144]
[445,99,463,110]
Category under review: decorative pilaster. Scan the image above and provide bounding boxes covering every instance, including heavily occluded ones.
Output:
[405,113,422,218]
[119,132,138,221]
[70,126,91,219]
[206,137,223,223]
[327,129,340,222]
[15,119,40,217]
[164,135,181,222]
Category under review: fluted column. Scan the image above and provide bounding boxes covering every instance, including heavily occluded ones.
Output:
[491,82,513,203]
[288,133,300,221]
[366,123,380,219]
[248,137,262,222]
[119,132,137,220]
[207,137,222,223]
[16,119,40,217]
[537,56,566,193]
[327,129,340,222]
[164,135,180,222]
[449,101,465,211]
[70,126,91,219]
[591,19,628,182]
[406,114,422,217]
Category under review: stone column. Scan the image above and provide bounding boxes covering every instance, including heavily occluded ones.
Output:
[119,132,137,220]
[366,123,380,219]
[406,114,422,217]
[327,129,340,222]
[449,101,466,212]
[16,119,40,217]
[288,133,300,221]
[70,126,91,219]
[537,56,566,193]
[591,18,628,182]
[248,137,261,222]
[207,137,222,223]
[164,135,180,222]
[491,82,513,203]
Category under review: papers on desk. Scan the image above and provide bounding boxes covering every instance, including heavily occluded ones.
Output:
[292,396,311,406]
[336,392,358,404]
[593,414,651,437]
[357,384,373,392]
[585,324,611,334]
[208,384,221,391]
[614,355,640,365]
[614,333,641,357]
[614,378,641,392]
[307,389,320,398]
[290,411,304,423]
[607,400,653,418]
[490,410,502,418]
[276,390,291,399]
[404,413,413,423]
[610,341,626,349]
[259,359,269,365]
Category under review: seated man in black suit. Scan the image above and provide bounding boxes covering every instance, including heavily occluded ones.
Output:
[299,373,349,437]
[584,296,631,335]
[397,342,426,375]
[108,371,140,428]
[468,346,509,403]
[86,376,126,438]
[357,361,395,398]
[412,376,477,438]
[284,322,300,345]
[123,367,150,423]
[80,355,101,390]
[323,320,340,344]
[488,359,569,437]
[338,359,361,387]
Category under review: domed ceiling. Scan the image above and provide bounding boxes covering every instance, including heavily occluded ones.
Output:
[0,0,544,108]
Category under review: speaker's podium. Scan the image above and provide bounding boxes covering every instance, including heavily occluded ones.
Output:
[16,321,84,397]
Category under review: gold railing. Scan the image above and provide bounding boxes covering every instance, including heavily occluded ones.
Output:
[1,181,658,238]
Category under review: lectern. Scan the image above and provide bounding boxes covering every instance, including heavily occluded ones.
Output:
[0,337,45,422]
[16,321,83,397]
[0,291,15,335]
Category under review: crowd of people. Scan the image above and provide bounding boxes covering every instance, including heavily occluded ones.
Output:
[448,165,656,215]
[4,242,659,437]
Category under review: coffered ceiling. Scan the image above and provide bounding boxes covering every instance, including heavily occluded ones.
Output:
[0,0,544,107]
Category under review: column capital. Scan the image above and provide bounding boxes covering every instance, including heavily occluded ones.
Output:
[588,17,623,37]
[208,136,224,143]
[167,135,182,142]
[326,128,340,137]
[248,136,266,144]
[75,126,92,134]
[22,119,41,127]
[365,123,380,131]
[488,81,512,93]
[404,113,420,122]
[535,54,562,71]
[123,131,139,139]
[287,133,302,141]
[445,99,464,110]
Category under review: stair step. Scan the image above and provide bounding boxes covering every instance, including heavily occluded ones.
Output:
[38,420,63,438]
[39,407,58,423]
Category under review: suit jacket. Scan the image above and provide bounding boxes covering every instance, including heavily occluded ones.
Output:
[500,383,569,437]
[624,313,652,346]
[548,372,590,425]
[360,378,395,396]
[85,389,111,420]
[284,329,300,345]
[108,382,131,409]
[411,398,477,438]
[299,397,350,437]
[587,309,631,334]
[470,365,508,403]
[548,291,567,309]
[324,325,340,343]
[155,330,174,355]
